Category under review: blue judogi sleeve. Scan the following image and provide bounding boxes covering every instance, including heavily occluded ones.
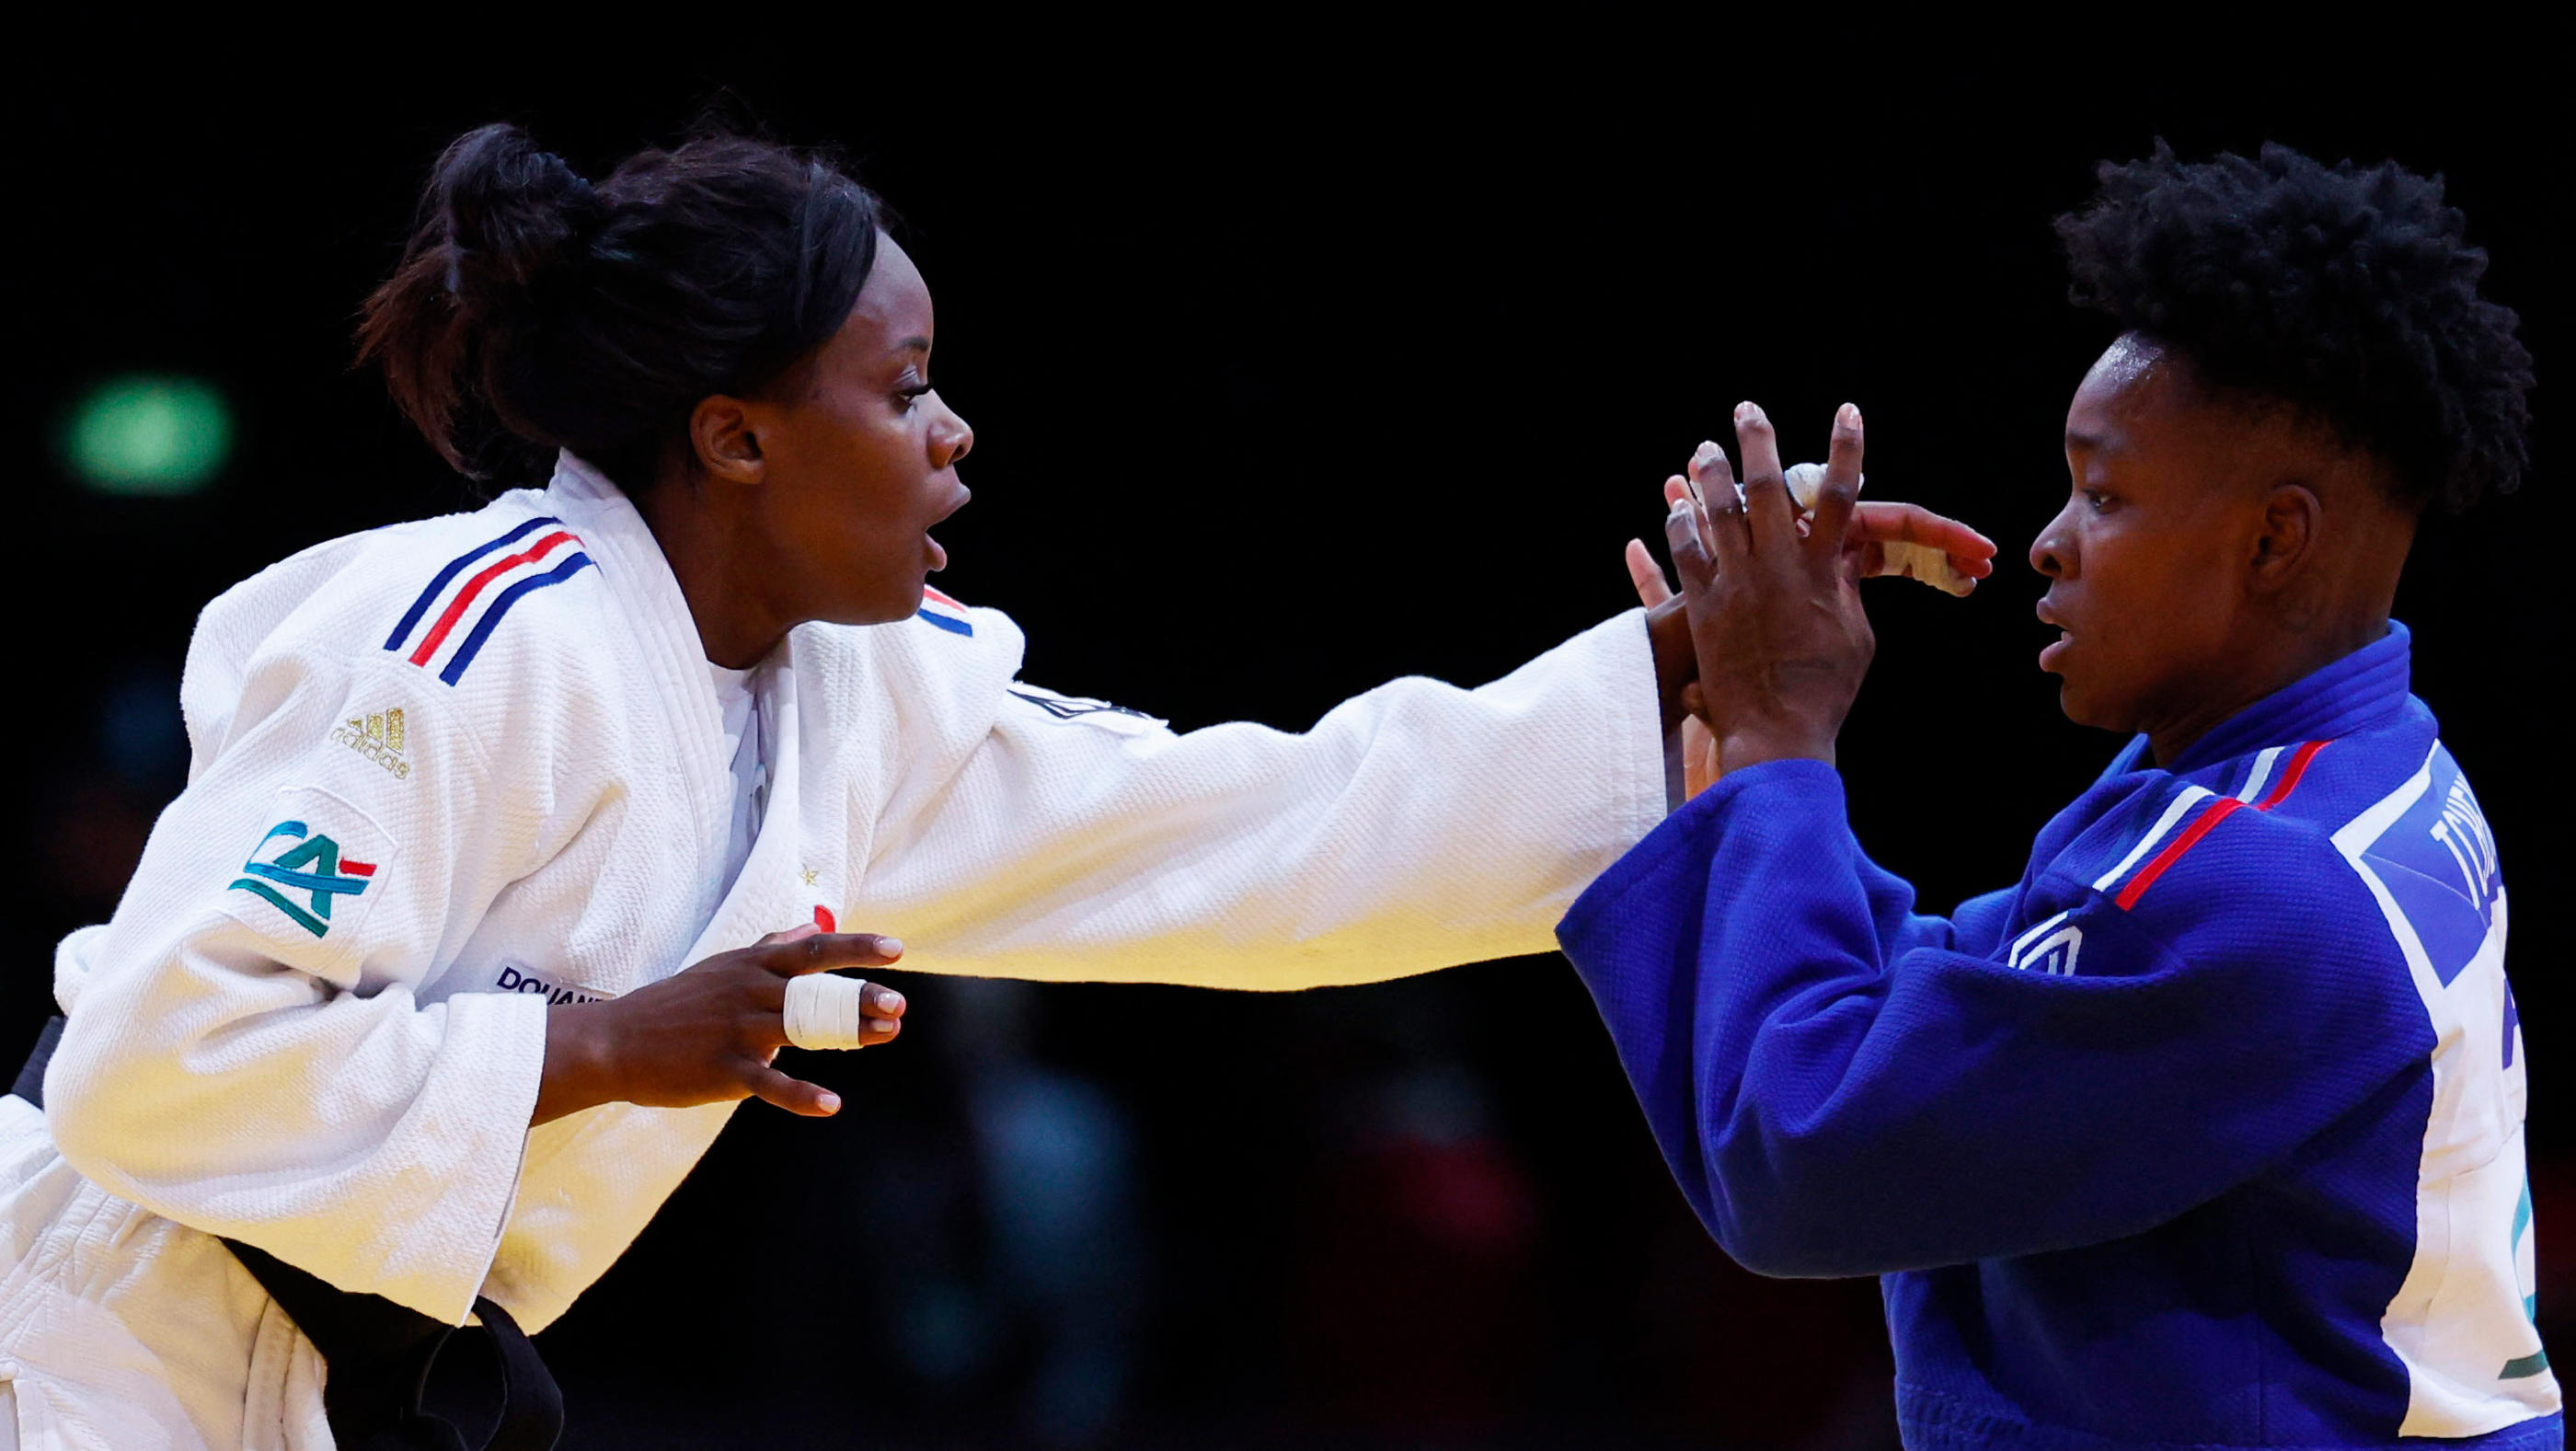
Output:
[1555,758,2430,1279]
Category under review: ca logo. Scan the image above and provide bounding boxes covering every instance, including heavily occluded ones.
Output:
[228,820,378,939]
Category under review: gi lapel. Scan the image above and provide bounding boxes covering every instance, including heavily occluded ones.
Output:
[681,662,811,962]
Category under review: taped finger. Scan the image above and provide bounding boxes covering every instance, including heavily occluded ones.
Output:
[784,973,880,1051]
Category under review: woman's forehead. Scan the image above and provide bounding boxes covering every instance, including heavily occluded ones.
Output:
[848,234,934,349]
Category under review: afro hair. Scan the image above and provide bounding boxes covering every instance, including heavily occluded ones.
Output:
[2057,141,2533,514]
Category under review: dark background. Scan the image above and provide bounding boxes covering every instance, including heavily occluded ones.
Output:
[6,32,2568,1449]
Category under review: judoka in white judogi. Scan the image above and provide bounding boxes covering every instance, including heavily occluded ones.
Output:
[0,453,1667,1447]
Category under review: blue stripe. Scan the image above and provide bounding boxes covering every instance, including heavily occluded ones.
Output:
[384,516,564,652]
[917,609,973,637]
[437,552,596,685]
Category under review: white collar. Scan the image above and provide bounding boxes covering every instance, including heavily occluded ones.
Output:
[542,450,741,884]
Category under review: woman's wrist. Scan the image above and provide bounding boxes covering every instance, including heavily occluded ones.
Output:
[1645,596,1696,734]
[534,1006,615,1125]
[1716,722,1838,774]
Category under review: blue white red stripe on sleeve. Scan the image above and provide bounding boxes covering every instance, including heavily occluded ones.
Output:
[917,586,973,637]
[384,516,597,685]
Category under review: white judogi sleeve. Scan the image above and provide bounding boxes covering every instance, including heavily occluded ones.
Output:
[852,609,1669,989]
[42,557,552,1324]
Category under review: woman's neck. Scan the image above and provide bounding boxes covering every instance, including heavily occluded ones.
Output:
[634,476,796,670]
[2144,609,2390,766]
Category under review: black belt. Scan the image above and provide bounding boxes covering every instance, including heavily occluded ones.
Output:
[14,1016,563,1451]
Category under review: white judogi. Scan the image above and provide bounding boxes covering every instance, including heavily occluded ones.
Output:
[0,455,1666,1448]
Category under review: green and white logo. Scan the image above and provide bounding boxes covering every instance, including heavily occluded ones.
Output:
[228,820,379,939]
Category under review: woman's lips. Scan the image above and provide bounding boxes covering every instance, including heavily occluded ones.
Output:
[925,484,969,573]
[2036,600,2071,672]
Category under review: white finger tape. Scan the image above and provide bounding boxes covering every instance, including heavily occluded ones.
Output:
[784,973,874,1051]
[1783,462,1972,598]
[1781,461,1848,510]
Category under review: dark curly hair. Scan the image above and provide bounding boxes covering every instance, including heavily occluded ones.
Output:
[358,123,884,490]
[2056,141,2533,514]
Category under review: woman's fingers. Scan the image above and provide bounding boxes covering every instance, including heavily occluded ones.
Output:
[763,931,904,977]
[1807,404,1865,564]
[1732,403,1797,559]
[743,1061,842,1117]
[1666,497,1717,593]
[1625,537,1675,607]
[1691,442,1751,579]
[1850,501,1998,579]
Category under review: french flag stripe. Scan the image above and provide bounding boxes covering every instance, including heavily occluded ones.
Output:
[2113,740,2331,910]
[2255,739,2330,811]
[2091,787,2214,893]
[2114,799,2248,910]
[2235,745,2286,803]
[439,553,597,685]
[385,516,564,653]
[408,530,582,667]
[918,585,973,637]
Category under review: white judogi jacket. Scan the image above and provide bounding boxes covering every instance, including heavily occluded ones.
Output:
[0,455,1666,1449]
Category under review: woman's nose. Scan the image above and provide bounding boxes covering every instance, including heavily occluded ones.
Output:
[933,399,972,469]
[2030,505,2076,579]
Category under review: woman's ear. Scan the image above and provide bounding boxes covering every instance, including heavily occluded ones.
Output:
[2249,483,2320,588]
[689,395,765,486]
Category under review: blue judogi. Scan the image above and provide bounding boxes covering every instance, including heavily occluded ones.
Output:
[1558,626,2559,1448]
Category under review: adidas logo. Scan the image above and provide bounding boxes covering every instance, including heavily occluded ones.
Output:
[329,708,412,780]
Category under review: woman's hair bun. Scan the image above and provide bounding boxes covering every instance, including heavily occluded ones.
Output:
[431,123,605,323]
[360,121,882,489]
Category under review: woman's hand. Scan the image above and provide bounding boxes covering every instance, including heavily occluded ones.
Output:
[534,924,908,1125]
[1627,541,1727,800]
[1627,409,1993,792]
[1668,400,1874,771]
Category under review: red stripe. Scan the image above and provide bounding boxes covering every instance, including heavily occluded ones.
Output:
[408,531,579,666]
[2113,739,2332,911]
[2114,799,2243,910]
[340,860,377,877]
[813,904,836,932]
[922,586,964,610]
[2256,739,2330,811]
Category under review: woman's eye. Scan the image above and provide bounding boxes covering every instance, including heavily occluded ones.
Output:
[2084,489,2114,513]
[897,384,933,410]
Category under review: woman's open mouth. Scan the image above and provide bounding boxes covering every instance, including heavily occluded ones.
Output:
[2036,601,2073,672]
[2040,630,2072,672]
[925,484,971,572]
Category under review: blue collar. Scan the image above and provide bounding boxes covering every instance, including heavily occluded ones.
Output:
[2102,622,2415,777]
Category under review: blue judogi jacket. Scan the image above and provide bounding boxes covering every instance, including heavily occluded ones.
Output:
[1558,626,2560,1448]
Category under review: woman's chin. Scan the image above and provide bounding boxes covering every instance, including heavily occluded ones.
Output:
[2054,681,2140,737]
[818,586,928,629]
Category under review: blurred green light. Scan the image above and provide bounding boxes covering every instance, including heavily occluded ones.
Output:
[66,375,233,495]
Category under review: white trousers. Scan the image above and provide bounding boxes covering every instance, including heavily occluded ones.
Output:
[0,1097,330,1449]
